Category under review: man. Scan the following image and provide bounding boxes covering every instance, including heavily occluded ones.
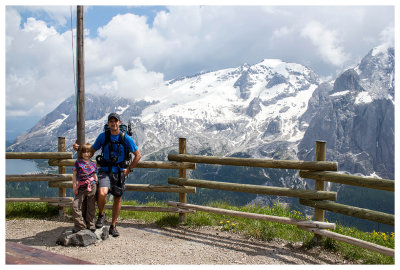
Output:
[73,113,141,237]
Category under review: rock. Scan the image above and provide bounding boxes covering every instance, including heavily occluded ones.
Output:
[56,228,74,246]
[70,230,97,247]
[94,226,109,240]
[56,227,109,247]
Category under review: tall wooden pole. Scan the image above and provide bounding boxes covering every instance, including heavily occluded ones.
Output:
[76,6,85,145]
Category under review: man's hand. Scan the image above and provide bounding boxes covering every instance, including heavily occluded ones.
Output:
[73,140,79,151]
[123,168,130,177]
[73,143,79,151]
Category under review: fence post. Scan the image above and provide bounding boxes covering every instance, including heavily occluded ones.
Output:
[314,140,326,244]
[58,137,66,216]
[178,138,187,223]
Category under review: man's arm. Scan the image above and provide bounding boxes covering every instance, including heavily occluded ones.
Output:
[129,150,141,171]
[124,150,141,177]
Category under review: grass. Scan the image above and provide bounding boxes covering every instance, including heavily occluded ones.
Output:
[5,200,394,264]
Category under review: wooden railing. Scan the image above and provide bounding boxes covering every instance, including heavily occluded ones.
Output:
[166,140,394,257]
[5,137,394,257]
[5,137,196,220]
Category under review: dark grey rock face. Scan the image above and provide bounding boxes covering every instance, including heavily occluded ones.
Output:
[246,97,262,117]
[331,69,365,94]
[234,68,254,100]
[298,46,394,179]
[266,73,287,89]
[264,118,282,136]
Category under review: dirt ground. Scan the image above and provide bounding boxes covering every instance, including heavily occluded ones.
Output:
[5,216,356,265]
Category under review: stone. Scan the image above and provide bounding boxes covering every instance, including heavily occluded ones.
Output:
[94,226,109,240]
[56,228,74,246]
[70,230,97,247]
[56,227,109,247]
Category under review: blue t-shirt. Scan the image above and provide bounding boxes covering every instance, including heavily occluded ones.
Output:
[92,132,138,173]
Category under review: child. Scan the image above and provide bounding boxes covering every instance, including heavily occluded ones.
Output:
[72,143,98,232]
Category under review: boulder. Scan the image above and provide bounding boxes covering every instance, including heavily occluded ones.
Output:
[56,227,109,247]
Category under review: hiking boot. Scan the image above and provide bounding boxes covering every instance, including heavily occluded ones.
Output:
[109,225,120,237]
[95,213,106,228]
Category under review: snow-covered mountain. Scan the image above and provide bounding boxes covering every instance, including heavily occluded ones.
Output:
[9,44,394,182]
[10,58,320,159]
[298,44,394,179]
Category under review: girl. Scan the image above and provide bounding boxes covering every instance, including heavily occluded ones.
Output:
[72,143,98,232]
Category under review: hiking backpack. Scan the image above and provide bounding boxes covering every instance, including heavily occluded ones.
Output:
[96,120,133,169]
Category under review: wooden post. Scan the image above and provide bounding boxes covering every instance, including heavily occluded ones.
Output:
[58,137,66,216]
[314,140,326,244]
[76,5,85,146]
[178,138,187,223]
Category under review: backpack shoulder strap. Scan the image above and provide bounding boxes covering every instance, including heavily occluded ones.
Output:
[102,130,111,152]
[119,130,126,145]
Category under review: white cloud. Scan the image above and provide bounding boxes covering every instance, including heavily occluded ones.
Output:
[5,5,395,121]
[6,7,74,117]
[379,26,394,47]
[23,17,58,41]
[111,58,165,100]
[301,20,349,67]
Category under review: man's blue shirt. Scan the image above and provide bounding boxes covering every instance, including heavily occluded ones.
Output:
[93,132,138,173]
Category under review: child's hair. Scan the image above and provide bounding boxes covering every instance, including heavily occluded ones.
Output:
[78,143,93,159]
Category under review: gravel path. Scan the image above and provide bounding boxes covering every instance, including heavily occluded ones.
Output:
[6,217,355,265]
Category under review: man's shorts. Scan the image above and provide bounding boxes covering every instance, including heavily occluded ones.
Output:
[97,170,126,197]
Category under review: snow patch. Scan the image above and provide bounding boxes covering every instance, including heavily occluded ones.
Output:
[116,105,129,115]
[371,43,390,57]
[355,91,373,105]
[47,114,69,132]
[330,90,349,97]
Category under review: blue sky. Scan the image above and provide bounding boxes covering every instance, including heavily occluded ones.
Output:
[4,2,397,141]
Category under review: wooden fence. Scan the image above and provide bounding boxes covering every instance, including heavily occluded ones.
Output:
[5,137,394,257]
[5,137,195,221]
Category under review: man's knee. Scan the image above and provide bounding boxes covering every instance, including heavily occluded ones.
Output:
[97,187,108,197]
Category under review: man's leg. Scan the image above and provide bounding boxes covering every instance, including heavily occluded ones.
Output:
[96,171,110,228]
[97,186,108,214]
[109,172,124,237]
[111,196,122,227]
[109,195,122,237]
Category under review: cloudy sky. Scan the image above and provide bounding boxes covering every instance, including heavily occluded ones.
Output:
[4,1,396,140]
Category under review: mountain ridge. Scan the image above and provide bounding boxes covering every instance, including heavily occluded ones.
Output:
[8,45,394,180]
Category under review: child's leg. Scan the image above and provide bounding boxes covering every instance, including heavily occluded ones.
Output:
[85,184,97,230]
[72,190,87,231]
[81,196,87,225]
